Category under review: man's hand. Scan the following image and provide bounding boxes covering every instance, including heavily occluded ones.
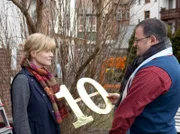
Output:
[107,93,120,105]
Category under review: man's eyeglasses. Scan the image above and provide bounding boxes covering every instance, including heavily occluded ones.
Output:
[134,36,151,43]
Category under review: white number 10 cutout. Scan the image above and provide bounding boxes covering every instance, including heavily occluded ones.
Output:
[55,78,113,128]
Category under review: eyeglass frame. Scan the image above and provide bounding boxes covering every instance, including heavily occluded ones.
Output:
[134,36,151,43]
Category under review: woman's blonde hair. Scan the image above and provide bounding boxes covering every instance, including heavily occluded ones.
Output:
[23,33,56,60]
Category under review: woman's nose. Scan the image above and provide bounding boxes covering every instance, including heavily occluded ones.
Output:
[50,51,54,57]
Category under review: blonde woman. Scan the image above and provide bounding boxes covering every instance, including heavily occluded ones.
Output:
[11,33,68,134]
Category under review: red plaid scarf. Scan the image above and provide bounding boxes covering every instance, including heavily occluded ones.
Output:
[21,59,68,123]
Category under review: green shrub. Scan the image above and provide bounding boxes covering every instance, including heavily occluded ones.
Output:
[170,28,180,62]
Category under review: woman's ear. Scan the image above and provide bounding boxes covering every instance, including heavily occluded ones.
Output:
[30,51,37,58]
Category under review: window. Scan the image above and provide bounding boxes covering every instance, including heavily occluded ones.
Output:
[86,16,96,31]
[145,0,150,3]
[79,16,84,25]
[78,16,84,31]
[116,9,122,21]
[144,11,150,19]
[169,0,173,9]
[78,15,96,32]
[138,19,141,23]
[167,23,173,33]
[78,8,83,14]
[178,0,180,8]
[125,10,129,20]
[86,8,92,14]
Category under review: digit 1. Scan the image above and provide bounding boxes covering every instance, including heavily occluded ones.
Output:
[55,85,93,128]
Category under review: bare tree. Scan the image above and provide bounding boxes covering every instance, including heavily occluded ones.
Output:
[0,0,26,120]
[8,0,133,133]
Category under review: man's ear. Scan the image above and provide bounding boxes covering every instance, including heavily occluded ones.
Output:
[30,51,37,58]
[150,35,158,46]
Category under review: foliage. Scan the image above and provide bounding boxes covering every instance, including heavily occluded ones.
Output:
[170,28,180,62]
[126,30,136,66]
[119,30,135,80]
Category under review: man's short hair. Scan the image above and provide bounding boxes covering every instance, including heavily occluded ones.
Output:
[136,18,167,42]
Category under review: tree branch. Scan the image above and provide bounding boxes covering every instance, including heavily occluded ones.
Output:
[11,0,36,34]
[71,47,100,94]
[36,0,44,32]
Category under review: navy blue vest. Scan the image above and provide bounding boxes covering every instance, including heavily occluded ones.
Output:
[130,56,180,134]
[12,68,60,134]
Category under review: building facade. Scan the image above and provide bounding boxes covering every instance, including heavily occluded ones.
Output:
[160,0,180,32]
[130,0,180,33]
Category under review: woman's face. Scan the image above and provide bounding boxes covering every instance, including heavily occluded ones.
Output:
[31,50,54,68]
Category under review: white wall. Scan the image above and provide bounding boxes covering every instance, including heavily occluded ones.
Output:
[129,0,174,26]
[130,0,159,25]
